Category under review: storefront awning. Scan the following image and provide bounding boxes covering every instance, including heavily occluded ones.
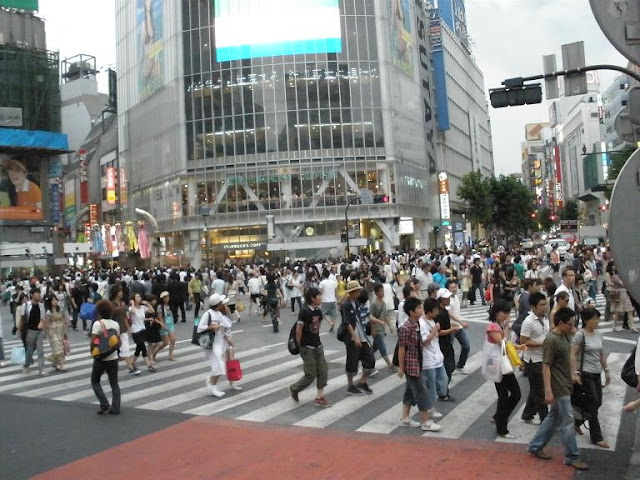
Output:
[0,128,71,155]
[577,193,599,202]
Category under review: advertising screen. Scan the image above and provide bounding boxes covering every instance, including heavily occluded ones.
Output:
[0,153,43,220]
[215,0,342,62]
[137,0,164,99]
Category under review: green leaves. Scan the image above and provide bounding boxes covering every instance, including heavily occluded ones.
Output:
[458,171,536,238]
[605,145,636,200]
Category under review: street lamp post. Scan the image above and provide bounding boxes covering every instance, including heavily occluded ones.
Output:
[200,205,211,269]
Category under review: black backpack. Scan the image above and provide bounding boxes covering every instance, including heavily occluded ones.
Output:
[192,310,216,349]
[288,321,300,355]
[621,347,638,388]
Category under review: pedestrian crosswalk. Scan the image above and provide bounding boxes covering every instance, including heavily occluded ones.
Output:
[0,295,635,453]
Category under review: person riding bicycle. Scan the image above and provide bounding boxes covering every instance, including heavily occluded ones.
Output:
[262,273,283,333]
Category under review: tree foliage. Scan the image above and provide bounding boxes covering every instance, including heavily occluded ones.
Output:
[458,171,536,238]
[538,206,555,232]
[559,199,579,220]
[605,145,637,200]
[457,171,493,238]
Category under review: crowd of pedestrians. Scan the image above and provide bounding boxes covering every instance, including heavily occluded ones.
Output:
[1,240,639,472]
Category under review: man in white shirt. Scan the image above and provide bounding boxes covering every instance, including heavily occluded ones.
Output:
[247,271,262,314]
[519,292,550,424]
[211,271,226,296]
[554,267,576,312]
[319,270,337,331]
[90,300,121,415]
[415,263,433,296]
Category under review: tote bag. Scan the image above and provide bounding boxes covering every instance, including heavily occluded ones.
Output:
[481,340,503,383]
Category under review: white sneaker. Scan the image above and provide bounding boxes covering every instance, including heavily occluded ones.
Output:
[369,369,379,378]
[399,418,421,428]
[421,420,442,432]
[209,385,226,398]
[429,409,443,420]
[229,384,243,391]
[455,368,469,375]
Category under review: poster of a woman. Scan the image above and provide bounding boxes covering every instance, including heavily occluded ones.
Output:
[0,154,43,220]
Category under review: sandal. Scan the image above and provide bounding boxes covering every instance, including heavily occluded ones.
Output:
[148,366,157,373]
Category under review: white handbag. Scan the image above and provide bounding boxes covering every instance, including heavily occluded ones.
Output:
[501,340,514,375]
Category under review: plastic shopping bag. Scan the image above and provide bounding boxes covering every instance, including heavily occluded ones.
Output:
[481,340,503,383]
[10,346,25,365]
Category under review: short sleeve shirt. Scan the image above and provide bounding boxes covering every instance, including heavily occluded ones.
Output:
[91,319,120,361]
[398,320,422,377]
[543,331,572,397]
[297,305,322,348]
[520,313,550,363]
[486,322,503,344]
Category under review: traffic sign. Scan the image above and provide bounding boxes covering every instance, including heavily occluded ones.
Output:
[561,41,587,96]
[591,0,640,66]
[359,189,373,205]
[609,146,640,301]
[442,220,451,226]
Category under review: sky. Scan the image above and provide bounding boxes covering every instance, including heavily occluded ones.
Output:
[37,0,629,175]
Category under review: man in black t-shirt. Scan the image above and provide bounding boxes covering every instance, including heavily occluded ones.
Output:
[435,288,461,401]
[469,259,485,305]
[289,287,330,408]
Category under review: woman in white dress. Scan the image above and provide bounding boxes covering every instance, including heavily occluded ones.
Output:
[199,294,242,398]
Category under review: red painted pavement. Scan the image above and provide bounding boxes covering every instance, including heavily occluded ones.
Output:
[33,417,574,480]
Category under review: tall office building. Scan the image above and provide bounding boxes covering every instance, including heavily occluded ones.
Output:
[116,0,439,264]
[427,0,494,246]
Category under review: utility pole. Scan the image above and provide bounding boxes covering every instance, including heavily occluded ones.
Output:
[200,205,211,269]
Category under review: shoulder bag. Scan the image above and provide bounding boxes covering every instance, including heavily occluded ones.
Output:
[570,331,591,413]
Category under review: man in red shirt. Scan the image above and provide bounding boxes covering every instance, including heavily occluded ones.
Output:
[397,297,441,432]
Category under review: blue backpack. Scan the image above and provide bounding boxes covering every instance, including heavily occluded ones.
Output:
[79,302,97,322]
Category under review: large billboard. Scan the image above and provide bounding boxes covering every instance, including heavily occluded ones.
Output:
[0,153,43,220]
[389,0,415,77]
[0,0,38,10]
[64,179,76,227]
[137,0,164,99]
[214,0,342,62]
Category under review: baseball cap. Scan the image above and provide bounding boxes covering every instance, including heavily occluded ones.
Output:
[209,293,229,306]
[160,291,170,299]
[436,288,452,299]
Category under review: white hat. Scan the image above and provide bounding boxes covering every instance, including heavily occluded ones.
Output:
[160,291,170,299]
[436,288,452,299]
[209,293,229,306]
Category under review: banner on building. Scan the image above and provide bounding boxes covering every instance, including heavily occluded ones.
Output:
[389,0,415,77]
[119,167,128,206]
[439,171,451,221]
[137,0,165,99]
[64,179,76,226]
[554,146,564,207]
[89,203,99,225]
[106,167,116,205]
[78,149,88,205]
[48,157,62,224]
[0,152,43,220]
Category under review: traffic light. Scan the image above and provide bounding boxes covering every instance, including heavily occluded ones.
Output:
[490,84,543,108]
[433,226,440,234]
[373,194,389,204]
[341,230,347,243]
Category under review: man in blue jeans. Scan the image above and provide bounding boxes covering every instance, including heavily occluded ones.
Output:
[527,307,589,471]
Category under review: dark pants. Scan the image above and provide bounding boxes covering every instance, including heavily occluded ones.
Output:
[132,330,148,358]
[441,342,456,381]
[494,373,521,435]
[91,359,120,413]
[454,329,470,369]
[193,293,202,318]
[575,371,604,443]
[72,308,86,330]
[291,296,302,313]
[171,301,186,322]
[470,282,485,304]
[522,361,548,421]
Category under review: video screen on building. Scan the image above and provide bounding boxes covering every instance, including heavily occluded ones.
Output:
[0,153,43,220]
[214,0,342,62]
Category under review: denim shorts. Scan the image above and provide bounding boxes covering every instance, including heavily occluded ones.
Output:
[402,374,429,411]
[321,302,337,319]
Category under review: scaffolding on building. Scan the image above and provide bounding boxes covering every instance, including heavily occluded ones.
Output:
[0,43,60,132]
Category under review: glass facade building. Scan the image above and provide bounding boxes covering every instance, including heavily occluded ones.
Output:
[116,0,436,263]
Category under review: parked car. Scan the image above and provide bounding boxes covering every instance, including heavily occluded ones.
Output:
[520,238,534,249]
